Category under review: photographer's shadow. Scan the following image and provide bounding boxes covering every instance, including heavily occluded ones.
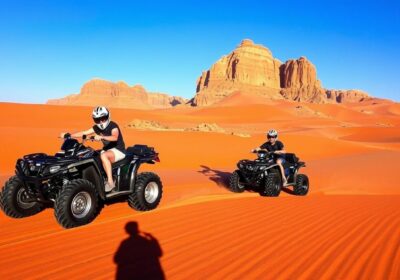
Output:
[114,221,165,280]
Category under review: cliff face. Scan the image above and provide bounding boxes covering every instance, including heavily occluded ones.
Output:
[47,79,187,109]
[280,57,369,103]
[192,40,370,106]
[193,39,283,106]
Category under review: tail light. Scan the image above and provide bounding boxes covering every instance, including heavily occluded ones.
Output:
[155,155,160,162]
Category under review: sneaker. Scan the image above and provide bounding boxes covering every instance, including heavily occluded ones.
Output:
[105,181,116,192]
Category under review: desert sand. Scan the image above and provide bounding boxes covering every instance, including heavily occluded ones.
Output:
[0,98,399,279]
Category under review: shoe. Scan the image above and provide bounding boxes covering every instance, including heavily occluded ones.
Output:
[105,181,116,192]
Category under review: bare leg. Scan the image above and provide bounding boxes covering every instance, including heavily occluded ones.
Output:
[101,151,116,186]
[277,158,287,185]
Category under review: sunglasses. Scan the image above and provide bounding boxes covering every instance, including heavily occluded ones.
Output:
[93,116,108,124]
[267,136,277,139]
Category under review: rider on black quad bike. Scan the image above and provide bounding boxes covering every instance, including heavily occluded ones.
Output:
[229,129,309,197]
[0,107,163,229]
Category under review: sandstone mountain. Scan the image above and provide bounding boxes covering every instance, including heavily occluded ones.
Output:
[193,39,283,106]
[280,57,369,103]
[191,39,370,106]
[47,79,187,109]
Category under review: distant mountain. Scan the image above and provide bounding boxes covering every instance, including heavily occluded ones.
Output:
[47,79,187,109]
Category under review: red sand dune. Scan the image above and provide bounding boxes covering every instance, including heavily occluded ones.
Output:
[1,101,399,279]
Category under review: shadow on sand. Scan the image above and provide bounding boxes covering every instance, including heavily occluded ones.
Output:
[198,165,231,189]
[114,221,165,280]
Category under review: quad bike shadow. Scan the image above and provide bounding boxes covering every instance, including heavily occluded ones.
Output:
[198,165,262,195]
[198,165,231,189]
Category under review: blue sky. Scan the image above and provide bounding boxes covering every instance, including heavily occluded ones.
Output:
[0,0,399,103]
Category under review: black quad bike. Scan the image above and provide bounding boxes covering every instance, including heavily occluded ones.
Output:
[0,134,163,228]
[229,151,309,197]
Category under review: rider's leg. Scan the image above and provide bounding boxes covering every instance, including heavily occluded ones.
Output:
[100,150,116,188]
[276,158,287,185]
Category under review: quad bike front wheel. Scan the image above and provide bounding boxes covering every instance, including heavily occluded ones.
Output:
[54,179,100,229]
[229,170,246,193]
[293,174,309,196]
[128,172,163,211]
[0,176,44,218]
[261,169,282,197]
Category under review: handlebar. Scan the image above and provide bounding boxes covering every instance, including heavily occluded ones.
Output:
[252,149,272,154]
[61,133,97,142]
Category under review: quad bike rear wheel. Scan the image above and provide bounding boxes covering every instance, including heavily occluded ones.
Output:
[0,176,44,218]
[293,174,309,196]
[128,172,163,211]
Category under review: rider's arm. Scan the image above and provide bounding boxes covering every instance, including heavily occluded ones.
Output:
[98,128,119,142]
[273,142,286,154]
[254,143,269,152]
[68,128,95,138]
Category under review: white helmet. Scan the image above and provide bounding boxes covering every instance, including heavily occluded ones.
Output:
[92,106,110,130]
[267,129,278,138]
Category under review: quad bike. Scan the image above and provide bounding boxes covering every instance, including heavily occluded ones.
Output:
[229,150,309,197]
[0,134,163,228]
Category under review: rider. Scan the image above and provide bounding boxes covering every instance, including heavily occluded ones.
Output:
[254,129,287,185]
[60,106,126,192]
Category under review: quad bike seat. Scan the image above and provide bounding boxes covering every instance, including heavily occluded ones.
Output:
[112,145,155,168]
[126,145,155,157]
[111,155,133,169]
[284,153,299,164]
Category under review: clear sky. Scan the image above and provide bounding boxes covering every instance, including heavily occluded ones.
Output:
[0,0,399,103]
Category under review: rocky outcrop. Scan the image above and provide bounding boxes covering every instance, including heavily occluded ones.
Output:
[192,39,283,106]
[185,123,226,133]
[280,57,321,89]
[126,119,170,130]
[280,57,370,103]
[125,121,250,137]
[279,57,326,103]
[192,40,370,106]
[326,89,370,103]
[47,79,187,109]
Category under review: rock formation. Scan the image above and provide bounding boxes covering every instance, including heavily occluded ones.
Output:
[280,57,369,103]
[47,79,187,109]
[192,39,283,106]
[192,40,370,106]
[185,123,226,133]
[126,119,170,130]
[325,89,370,103]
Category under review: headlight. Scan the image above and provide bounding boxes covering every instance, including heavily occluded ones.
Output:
[246,165,254,171]
[49,165,61,173]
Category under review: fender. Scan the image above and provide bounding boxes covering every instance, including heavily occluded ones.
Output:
[66,159,105,199]
[128,159,140,191]
[264,164,280,171]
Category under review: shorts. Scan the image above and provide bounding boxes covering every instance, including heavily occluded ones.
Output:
[101,148,126,162]
[276,156,285,164]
